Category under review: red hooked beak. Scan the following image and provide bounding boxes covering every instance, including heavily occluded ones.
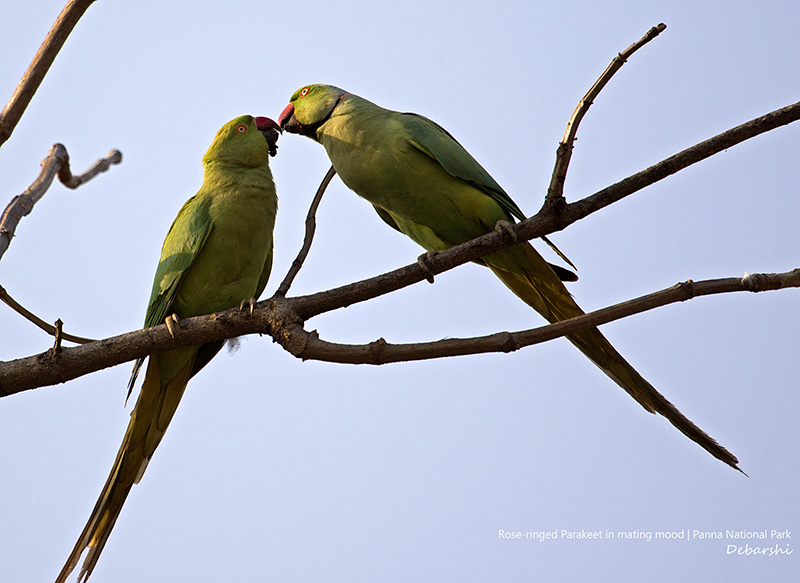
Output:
[255,116,280,133]
[255,116,281,157]
[278,103,295,129]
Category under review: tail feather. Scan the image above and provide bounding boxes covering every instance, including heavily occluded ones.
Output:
[56,354,194,583]
[486,243,741,472]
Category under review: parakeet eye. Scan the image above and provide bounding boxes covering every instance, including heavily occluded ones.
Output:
[236,124,248,134]
[299,87,310,97]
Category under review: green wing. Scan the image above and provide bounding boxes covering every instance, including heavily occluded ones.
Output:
[400,112,526,222]
[144,195,213,327]
[398,112,577,278]
[128,194,213,394]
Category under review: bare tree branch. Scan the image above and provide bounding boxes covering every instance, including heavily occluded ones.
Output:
[0,0,98,147]
[56,147,123,189]
[276,165,336,297]
[0,144,122,261]
[0,1,122,347]
[51,318,65,355]
[282,270,800,365]
[2,266,797,399]
[0,301,277,397]
[545,23,667,211]
[561,99,800,226]
[0,144,121,342]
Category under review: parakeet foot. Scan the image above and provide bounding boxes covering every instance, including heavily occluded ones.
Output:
[239,297,257,315]
[165,313,180,338]
[494,220,518,243]
[417,251,437,284]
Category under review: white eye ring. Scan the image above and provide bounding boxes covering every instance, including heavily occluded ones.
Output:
[300,87,310,97]
[236,124,248,134]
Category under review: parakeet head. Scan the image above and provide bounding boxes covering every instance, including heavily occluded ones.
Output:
[204,115,280,168]
[278,84,348,141]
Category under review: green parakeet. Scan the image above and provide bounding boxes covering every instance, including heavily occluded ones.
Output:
[278,84,740,471]
[56,115,281,583]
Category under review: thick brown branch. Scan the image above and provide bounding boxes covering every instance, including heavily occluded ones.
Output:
[0,0,98,147]
[545,23,667,209]
[281,269,800,365]
[0,301,290,398]
[2,268,796,398]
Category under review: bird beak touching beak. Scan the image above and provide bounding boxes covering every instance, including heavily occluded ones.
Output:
[278,103,321,141]
[278,103,300,133]
[255,116,281,157]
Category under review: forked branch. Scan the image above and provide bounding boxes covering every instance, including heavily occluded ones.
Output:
[2,267,797,398]
[0,144,121,341]
[0,144,122,261]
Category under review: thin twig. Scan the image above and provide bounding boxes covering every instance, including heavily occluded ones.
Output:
[545,23,667,210]
[0,285,93,344]
[51,319,64,355]
[0,144,122,260]
[276,165,336,297]
[0,0,98,147]
[58,147,123,189]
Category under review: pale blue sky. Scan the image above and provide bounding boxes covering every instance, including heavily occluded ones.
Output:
[1,1,798,581]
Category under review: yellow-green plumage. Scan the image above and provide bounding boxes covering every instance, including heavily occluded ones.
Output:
[57,115,279,583]
[279,84,740,471]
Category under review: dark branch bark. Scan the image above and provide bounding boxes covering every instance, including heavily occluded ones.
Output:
[0,98,797,398]
[283,270,800,365]
[563,100,800,224]
[0,302,279,397]
[285,100,800,322]
[2,268,797,398]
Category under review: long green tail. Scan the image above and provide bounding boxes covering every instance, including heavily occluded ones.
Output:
[486,242,741,471]
[56,354,194,583]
